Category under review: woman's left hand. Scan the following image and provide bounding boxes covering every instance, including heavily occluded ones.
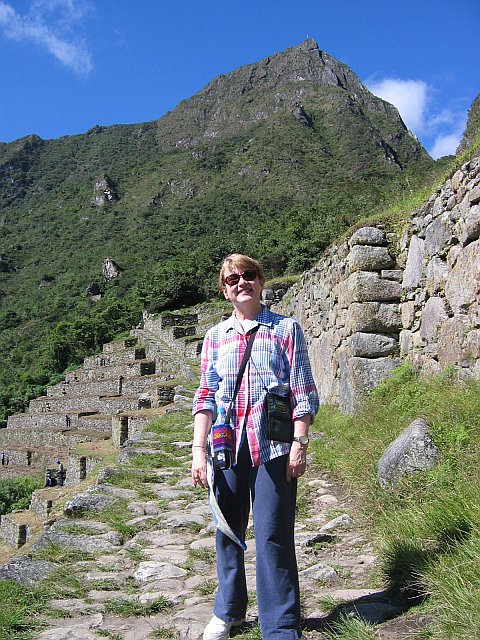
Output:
[287,441,307,481]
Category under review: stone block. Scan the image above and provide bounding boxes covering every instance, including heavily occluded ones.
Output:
[424,213,456,257]
[347,245,395,273]
[437,315,472,366]
[338,353,400,414]
[347,332,397,357]
[456,204,480,246]
[426,257,449,295]
[400,301,416,329]
[381,269,403,282]
[112,415,128,447]
[444,239,480,313]
[345,302,401,334]
[349,227,386,247]
[403,235,425,290]
[399,330,414,356]
[419,296,448,343]
[0,514,27,548]
[469,185,480,205]
[339,272,402,306]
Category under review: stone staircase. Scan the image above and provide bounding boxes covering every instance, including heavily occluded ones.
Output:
[0,311,208,549]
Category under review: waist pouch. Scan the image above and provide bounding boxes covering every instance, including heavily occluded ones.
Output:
[265,392,293,443]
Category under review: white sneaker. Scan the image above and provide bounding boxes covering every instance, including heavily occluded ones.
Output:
[203,614,244,640]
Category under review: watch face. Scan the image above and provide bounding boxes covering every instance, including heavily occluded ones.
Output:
[294,435,309,444]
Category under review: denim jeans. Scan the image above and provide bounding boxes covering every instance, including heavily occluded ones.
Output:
[213,437,301,638]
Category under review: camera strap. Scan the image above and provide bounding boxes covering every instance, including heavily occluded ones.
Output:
[225,324,259,425]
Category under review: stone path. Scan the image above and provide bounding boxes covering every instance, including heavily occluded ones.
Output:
[2,418,425,639]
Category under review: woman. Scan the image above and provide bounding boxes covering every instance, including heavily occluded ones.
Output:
[192,254,319,640]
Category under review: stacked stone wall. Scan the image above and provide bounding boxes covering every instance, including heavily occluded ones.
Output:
[397,158,480,376]
[276,155,480,412]
[0,515,27,548]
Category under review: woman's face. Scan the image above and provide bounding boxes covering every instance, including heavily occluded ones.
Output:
[223,266,263,308]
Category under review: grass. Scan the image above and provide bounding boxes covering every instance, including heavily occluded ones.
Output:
[31,543,95,564]
[0,566,94,640]
[324,616,377,639]
[310,365,480,639]
[103,595,170,616]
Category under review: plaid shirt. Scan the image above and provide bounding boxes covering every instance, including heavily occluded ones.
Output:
[192,306,319,466]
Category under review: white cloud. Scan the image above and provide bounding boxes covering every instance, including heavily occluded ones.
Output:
[429,134,460,159]
[0,0,93,75]
[366,75,469,159]
[367,77,430,133]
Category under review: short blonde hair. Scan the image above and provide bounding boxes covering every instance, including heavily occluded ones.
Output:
[219,254,265,291]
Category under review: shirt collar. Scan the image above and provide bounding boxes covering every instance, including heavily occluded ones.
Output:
[225,305,274,333]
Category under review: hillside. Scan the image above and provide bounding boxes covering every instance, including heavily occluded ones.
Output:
[0,39,442,421]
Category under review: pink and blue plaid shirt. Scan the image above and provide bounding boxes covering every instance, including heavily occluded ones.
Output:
[192,306,319,466]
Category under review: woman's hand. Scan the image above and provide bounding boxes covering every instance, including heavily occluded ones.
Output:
[286,441,307,482]
[192,410,211,488]
[191,446,208,488]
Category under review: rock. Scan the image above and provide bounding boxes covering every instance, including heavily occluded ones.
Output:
[32,529,124,554]
[63,488,118,517]
[102,257,122,283]
[340,272,402,305]
[299,562,340,583]
[402,235,425,290]
[347,332,397,357]
[349,227,386,246]
[35,614,104,639]
[347,245,395,273]
[346,303,401,334]
[133,561,188,581]
[0,556,57,586]
[377,418,441,488]
[321,514,354,532]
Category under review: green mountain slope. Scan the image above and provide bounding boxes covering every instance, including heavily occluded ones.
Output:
[0,39,441,420]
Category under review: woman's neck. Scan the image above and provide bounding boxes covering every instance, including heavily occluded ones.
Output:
[233,301,262,323]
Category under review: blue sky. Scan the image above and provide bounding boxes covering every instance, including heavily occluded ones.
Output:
[0,1,479,159]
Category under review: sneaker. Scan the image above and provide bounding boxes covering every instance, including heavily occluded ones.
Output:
[203,614,244,640]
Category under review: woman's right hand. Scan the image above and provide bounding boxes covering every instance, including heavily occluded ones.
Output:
[191,447,208,488]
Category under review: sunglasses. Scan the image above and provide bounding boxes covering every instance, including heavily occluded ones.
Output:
[224,270,257,286]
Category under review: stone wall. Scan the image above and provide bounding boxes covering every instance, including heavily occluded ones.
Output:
[397,159,480,377]
[276,154,480,412]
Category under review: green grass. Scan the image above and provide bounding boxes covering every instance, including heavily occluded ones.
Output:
[31,543,95,564]
[310,365,480,639]
[103,596,170,616]
[0,567,92,639]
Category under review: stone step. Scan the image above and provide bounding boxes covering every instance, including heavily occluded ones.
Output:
[28,394,144,415]
[82,347,146,369]
[65,359,156,383]
[46,373,164,399]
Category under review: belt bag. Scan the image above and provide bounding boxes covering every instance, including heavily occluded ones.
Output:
[266,392,293,443]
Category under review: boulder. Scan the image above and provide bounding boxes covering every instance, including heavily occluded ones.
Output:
[377,418,441,488]
[63,488,118,517]
[0,556,57,586]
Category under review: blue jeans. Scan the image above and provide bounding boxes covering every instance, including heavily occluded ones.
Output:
[213,437,301,639]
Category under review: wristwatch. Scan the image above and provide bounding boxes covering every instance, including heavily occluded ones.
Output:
[292,435,309,445]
